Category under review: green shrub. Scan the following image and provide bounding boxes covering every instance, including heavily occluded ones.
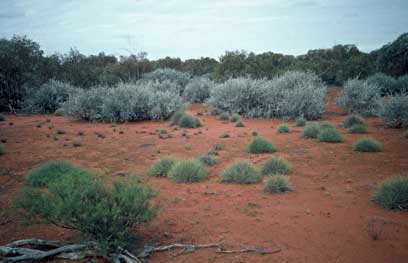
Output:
[381,94,408,128]
[25,160,86,187]
[230,113,241,122]
[251,130,258,136]
[235,120,245,127]
[198,153,217,166]
[168,159,208,183]
[178,114,201,128]
[319,122,336,130]
[295,116,306,126]
[182,77,214,103]
[218,112,230,121]
[147,157,177,177]
[170,109,186,125]
[318,127,343,143]
[353,138,382,152]
[303,123,320,139]
[404,130,408,138]
[343,114,364,128]
[348,123,367,133]
[0,113,4,121]
[220,161,260,184]
[247,137,275,153]
[264,175,291,193]
[261,157,291,175]
[0,144,5,155]
[374,176,408,210]
[15,170,155,253]
[277,124,290,133]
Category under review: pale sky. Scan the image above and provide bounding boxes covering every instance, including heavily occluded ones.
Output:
[1,0,407,59]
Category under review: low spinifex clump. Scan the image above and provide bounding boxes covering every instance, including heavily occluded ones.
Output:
[318,127,343,143]
[374,176,408,210]
[295,116,306,126]
[218,112,230,121]
[220,160,260,184]
[303,123,320,139]
[230,113,241,122]
[353,138,382,152]
[261,157,291,175]
[197,153,217,166]
[147,157,177,177]
[235,120,245,127]
[247,137,276,153]
[178,114,201,128]
[168,159,208,183]
[348,123,367,133]
[277,124,290,133]
[343,114,365,128]
[264,175,291,193]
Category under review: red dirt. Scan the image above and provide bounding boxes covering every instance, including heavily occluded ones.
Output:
[1,87,407,263]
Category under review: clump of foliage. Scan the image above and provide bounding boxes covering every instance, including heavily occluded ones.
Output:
[261,157,291,175]
[251,130,258,136]
[197,153,217,166]
[295,116,306,126]
[15,165,155,253]
[0,113,4,121]
[380,94,408,128]
[337,79,382,116]
[319,122,336,130]
[0,144,5,155]
[230,113,241,122]
[170,109,186,125]
[404,130,408,138]
[343,114,365,128]
[366,73,397,95]
[220,160,260,184]
[374,176,408,210]
[264,175,291,193]
[235,120,245,127]
[218,112,230,121]
[318,127,343,143]
[348,123,367,133]
[142,68,191,95]
[353,138,382,152]
[182,77,214,103]
[277,124,290,133]
[178,114,201,128]
[247,137,275,153]
[168,159,208,183]
[303,123,320,139]
[147,157,177,177]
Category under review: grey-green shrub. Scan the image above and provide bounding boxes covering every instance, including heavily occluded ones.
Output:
[220,161,260,184]
[303,123,320,139]
[247,137,275,153]
[230,113,241,122]
[235,120,245,127]
[168,159,207,183]
[343,114,364,128]
[178,114,201,128]
[374,176,408,210]
[182,77,214,103]
[142,68,191,95]
[277,124,290,133]
[264,175,291,193]
[209,71,326,120]
[366,73,397,95]
[218,112,230,121]
[318,127,342,143]
[295,116,306,126]
[404,130,408,138]
[394,75,408,95]
[337,79,382,116]
[198,153,217,166]
[381,94,408,128]
[147,157,177,177]
[353,138,382,152]
[261,157,291,175]
[348,123,367,133]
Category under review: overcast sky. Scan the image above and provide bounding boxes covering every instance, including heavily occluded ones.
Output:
[1,0,407,59]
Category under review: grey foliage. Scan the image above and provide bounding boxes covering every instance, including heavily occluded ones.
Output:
[182,77,215,103]
[142,68,191,95]
[380,94,408,128]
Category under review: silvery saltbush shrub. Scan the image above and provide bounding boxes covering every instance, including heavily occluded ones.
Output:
[366,73,396,95]
[337,79,382,116]
[381,94,408,128]
[23,80,76,114]
[394,75,408,94]
[142,68,191,95]
[182,77,215,103]
[209,71,326,120]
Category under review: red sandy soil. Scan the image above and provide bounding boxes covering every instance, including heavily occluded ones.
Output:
[0,87,407,263]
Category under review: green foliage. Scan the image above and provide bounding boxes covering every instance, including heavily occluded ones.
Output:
[261,157,291,175]
[197,153,217,166]
[353,138,382,152]
[220,161,260,184]
[303,123,320,139]
[15,170,155,253]
[374,176,408,210]
[170,109,186,125]
[318,127,343,143]
[218,112,230,121]
[147,157,177,177]
[178,114,201,128]
[168,159,208,183]
[25,160,86,187]
[366,73,397,95]
[264,175,291,193]
[0,144,5,155]
[235,120,245,127]
[247,137,276,153]
[230,113,241,122]
[277,124,290,133]
[404,130,408,138]
[348,123,367,133]
[343,114,365,128]
[381,94,408,128]
[295,116,306,126]
[0,113,4,121]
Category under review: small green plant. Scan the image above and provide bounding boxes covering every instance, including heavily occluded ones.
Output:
[0,144,5,155]
[404,130,408,138]
[261,157,291,175]
[168,159,208,183]
[348,123,367,133]
[303,124,320,139]
[198,153,217,166]
[178,114,201,128]
[220,161,260,184]
[318,127,343,143]
[343,114,365,128]
[277,124,290,133]
[353,138,382,152]
[218,112,230,121]
[170,109,185,126]
[0,113,4,121]
[230,113,241,122]
[374,176,408,210]
[235,120,245,127]
[264,175,291,193]
[247,137,275,153]
[251,130,258,136]
[147,157,177,177]
[295,116,306,127]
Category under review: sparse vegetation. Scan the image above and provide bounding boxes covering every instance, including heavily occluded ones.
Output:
[220,161,260,184]
[261,157,291,175]
[348,123,367,133]
[147,157,177,177]
[374,176,408,210]
[168,159,208,183]
[220,132,230,138]
[264,175,291,193]
[277,124,290,133]
[353,138,382,152]
[247,137,275,153]
[198,153,217,166]
[343,114,365,128]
